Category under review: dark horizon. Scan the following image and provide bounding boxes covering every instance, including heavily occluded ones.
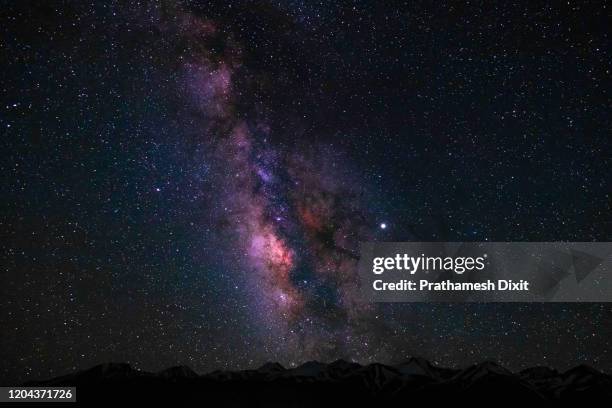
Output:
[25,358,612,405]
[29,356,612,384]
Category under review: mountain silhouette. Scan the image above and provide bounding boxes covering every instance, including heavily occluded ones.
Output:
[27,359,611,406]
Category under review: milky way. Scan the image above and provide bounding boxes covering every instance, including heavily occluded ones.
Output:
[171,11,383,361]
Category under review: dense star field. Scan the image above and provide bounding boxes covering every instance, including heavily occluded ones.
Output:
[1,1,610,383]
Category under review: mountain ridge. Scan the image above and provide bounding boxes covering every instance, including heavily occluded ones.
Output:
[27,359,612,405]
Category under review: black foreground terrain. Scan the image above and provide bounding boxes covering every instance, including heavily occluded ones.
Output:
[26,358,612,406]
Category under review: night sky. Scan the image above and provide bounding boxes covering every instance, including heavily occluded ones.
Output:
[1,1,611,384]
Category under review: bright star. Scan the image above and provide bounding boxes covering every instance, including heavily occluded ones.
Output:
[380,223,387,229]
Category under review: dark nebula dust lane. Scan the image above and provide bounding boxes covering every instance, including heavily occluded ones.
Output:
[1,1,611,384]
